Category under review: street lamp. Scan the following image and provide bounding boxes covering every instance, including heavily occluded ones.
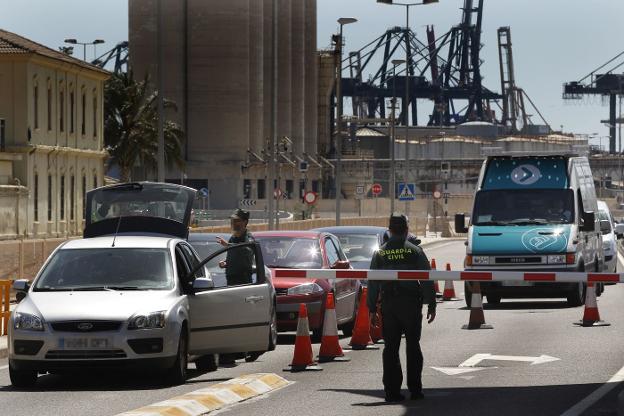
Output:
[335,17,358,226]
[377,0,438,215]
[390,59,405,215]
[64,38,105,61]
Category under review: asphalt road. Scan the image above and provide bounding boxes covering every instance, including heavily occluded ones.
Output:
[1,240,623,416]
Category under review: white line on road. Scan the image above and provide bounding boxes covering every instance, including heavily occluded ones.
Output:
[560,363,624,416]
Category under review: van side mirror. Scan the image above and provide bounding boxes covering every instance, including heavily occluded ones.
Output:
[455,213,469,234]
[581,211,595,232]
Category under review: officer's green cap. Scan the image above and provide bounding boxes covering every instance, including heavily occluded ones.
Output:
[230,208,250,221]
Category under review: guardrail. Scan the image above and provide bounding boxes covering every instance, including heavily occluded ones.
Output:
[273,269,623,283]
[0,280,10,336]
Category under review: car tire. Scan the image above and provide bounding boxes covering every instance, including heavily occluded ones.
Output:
[165,330,188,386]
[567,282,586,307]
[195,354,218,372]
[268,303,278,351]
[311,328,323,343]
[486,295,501,305]
[596,283,604,297]
[245,352,263,362]
[9,363,37,388]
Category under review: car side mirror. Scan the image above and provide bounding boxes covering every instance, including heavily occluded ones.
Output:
[455,213,469,234]
[13,279,29,302]
[331,260,350,269]
[192,277,214,292]
[581,211,595,232]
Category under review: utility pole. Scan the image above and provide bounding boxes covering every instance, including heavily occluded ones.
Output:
[156,0,165,182]
[390,59,405,214]
[268,0,278,230]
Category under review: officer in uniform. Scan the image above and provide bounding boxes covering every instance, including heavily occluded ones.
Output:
[217,208,255,286]
[367,214,437,403]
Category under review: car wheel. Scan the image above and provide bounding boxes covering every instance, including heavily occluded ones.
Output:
[9,363,37,388]
[165,330,188,385]
[596,283,604,297]
[311,328,323,343]
[268,303,278,351]
[195,354,218,372]
[486,295,501,305]
[464,282,473,308]
[245,352,263,362]
[567,282,586,307]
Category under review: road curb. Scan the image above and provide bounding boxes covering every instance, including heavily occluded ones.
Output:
[116,373,291,416]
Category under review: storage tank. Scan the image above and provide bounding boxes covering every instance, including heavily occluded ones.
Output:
[277,0,292,141]
[290,0,305,155]
[304,0,318,155]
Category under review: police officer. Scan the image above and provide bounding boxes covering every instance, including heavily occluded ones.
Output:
[367,214,436,403]
[217,208,254,286]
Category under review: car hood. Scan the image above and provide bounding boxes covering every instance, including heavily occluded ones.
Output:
[471,225,572,255]
[21,290,177,322]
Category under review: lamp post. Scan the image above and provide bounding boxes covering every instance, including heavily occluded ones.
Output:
[390,59,405,215]
[63,38,105,61]
[335,17,358,226]
[377,0,438,215]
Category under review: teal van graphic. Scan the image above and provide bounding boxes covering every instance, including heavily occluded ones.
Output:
[483,157,568,190]
[520,228,568,253]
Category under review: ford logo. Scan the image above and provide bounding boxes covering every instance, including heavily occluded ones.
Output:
[77,323,94,331]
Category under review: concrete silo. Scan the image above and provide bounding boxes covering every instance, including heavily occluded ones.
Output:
[304,0,318,156]
[290,0,305,155]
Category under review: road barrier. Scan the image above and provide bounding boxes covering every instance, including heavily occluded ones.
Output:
[1,280,10,336]
[273,269,624,283]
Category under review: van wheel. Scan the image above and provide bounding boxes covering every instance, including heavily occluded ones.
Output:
[487,295,501,305]
[9,363,37,388]
[195,354,218,372]
[567,282,586,307]
[464,282,473,308]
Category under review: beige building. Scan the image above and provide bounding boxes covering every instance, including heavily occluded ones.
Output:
[0,29,109,240]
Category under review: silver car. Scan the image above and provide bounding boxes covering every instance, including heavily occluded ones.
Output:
[8,182,277,387]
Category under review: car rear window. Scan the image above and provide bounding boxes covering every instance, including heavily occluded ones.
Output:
[255,237,322,269]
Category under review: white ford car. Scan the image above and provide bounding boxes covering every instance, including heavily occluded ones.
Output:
[8,182,277,388]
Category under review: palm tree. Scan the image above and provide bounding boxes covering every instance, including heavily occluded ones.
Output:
[104,70,185,182]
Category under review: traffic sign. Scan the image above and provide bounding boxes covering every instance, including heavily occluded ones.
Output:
[273,188,283,199]
[433,190,442,199]
[239,199,256,207]
[355,185,365,195]
[371,183,382,196]
[398,183,416,201]
[303,191,318,205]
[199,187,209,197]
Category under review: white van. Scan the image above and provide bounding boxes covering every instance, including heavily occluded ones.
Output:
[597,200,617,274]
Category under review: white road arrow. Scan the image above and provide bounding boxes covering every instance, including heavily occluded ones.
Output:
[430,366,494,376]
[459,353,560,367]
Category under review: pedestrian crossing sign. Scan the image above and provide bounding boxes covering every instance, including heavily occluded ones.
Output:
[398,183,416,201]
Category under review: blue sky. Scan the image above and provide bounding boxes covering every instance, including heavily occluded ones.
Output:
[1,0,622,148]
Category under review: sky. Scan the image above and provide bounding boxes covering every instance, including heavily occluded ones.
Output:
[1,0,622,149]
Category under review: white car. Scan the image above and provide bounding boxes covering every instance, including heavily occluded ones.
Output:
[8,182,277,388]
[598,200,617,274]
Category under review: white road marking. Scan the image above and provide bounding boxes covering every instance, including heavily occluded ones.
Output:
[431,366,492,376]
[560,363,624,416]
[459,353,560,367]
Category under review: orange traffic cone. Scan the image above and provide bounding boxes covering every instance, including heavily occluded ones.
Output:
[461,282,493,330]
[442,263,460,301]
[284,304,323,372]
[348,287,379,350]
[574,282,610,327]
[318,293,351,362]
[370,304,383,344]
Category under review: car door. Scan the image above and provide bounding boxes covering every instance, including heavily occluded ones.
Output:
[324,236,351,323]
[331,235,359,322]
[186,242,272,355]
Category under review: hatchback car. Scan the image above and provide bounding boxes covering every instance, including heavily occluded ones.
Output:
[312,226,387,270]
[9,182,276,388]
[253,231,360,339]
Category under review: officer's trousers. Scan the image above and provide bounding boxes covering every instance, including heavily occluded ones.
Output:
[381,295,424,396]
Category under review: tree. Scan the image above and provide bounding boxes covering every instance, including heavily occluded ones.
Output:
[104,70,185,182]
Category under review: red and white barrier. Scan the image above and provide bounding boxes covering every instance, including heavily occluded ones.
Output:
[273,269,624,283]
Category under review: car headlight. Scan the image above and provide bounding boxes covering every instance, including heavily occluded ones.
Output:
[287,283,324,296]
[14,312,44,331]
[472,256,490,265]
[547,255,566,264]
[128,311,166,330]
[603,241,613,252]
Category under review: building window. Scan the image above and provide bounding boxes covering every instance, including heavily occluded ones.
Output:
[59,89,65,133]
[93,174,97,189]
[70,88,75,134]
[92,91,97,138]
[47,175,52,221]
[311,180,319,194]
[257,179,266,199]
[82,175,87,219]
[81,89,86,135]
[34,174,39,222]
[70,175,75,220]
[60,175,65,220]
[47,80,52,131]
[243,179,251,199]
[34,83,39,129]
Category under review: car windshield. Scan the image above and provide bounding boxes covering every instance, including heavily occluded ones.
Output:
[255,237,322,269]
[34,248,173,291]
[334,234,379,262]
[598,210,612,234]
[472,189,575,225]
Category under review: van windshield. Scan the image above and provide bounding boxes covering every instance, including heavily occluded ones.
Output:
[473,189,575,225]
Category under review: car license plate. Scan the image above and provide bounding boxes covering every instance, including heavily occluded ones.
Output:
[59,338,111,349]
[501,281,534,287]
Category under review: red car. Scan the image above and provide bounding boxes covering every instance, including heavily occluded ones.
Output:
[253,231,361,339]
